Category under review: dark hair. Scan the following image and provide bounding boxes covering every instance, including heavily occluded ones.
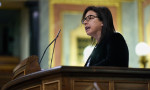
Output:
[82,6,115,44]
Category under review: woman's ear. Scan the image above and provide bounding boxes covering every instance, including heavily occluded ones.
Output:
[101,23,103,26]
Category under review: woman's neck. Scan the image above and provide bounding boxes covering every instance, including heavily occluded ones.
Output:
[96,34,101,43]
[95,30,101,43]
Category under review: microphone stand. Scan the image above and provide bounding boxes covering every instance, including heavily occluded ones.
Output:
[39,29,61,67]
[49,38,56,68]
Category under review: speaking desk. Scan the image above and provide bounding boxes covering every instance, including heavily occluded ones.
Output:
[2,66,150,90]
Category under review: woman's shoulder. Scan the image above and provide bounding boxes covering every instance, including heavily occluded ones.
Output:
[112,32,123,37]
[100,32,125,45]
[111,32,125,40]
[110,32,127,44]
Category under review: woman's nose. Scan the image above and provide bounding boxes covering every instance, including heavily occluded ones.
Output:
[83,20,88,25]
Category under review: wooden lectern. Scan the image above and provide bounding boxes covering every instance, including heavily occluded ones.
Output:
[12,55,41,79]
[2,65,150,90]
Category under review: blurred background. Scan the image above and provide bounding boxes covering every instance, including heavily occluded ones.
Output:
[0,0,150,89]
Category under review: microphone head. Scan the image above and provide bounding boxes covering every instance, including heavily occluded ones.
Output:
[56,29,61,38]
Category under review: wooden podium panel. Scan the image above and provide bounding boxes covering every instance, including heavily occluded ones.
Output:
[2,66,150,90]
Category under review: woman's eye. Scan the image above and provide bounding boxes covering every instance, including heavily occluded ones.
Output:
[89,17,92,19]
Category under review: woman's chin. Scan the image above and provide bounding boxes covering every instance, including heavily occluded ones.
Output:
[86,32,91,36]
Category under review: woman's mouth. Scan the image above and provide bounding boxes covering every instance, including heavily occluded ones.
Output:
[85,26,90,31]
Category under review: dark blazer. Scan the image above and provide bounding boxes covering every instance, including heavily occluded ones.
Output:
[85,32,129,67]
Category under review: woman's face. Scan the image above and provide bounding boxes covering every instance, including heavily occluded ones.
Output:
[83,10,103,40]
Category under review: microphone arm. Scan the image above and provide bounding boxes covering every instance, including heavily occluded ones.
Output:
[49,38,56,68]
[39,29,61,65]
[55,29,61,39]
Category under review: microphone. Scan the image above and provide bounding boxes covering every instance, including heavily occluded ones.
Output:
[39,29,61,66]
[49,29,61,68]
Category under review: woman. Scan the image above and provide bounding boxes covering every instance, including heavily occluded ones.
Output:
[82,6,129,67]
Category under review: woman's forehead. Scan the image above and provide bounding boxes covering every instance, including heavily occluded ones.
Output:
[85,10,97,17]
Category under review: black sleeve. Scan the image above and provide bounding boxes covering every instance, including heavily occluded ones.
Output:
[94,33,129,67]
